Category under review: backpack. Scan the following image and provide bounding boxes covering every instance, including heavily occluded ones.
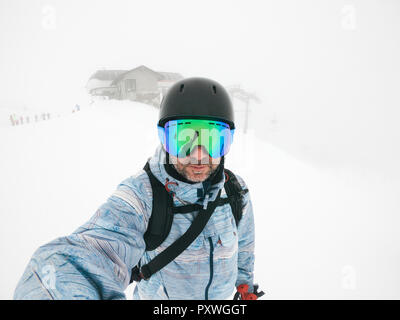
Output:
[130,161,248,283]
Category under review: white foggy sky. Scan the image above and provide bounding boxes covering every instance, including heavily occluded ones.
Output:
[1,0,399,104]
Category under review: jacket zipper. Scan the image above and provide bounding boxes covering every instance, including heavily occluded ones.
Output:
[205,237,214,300]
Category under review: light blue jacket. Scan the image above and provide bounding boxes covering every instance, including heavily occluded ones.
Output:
[14,146,255,300]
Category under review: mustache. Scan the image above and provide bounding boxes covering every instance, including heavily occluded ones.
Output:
[183,156,213,165]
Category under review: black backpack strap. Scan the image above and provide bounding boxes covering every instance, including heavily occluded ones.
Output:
[224,169,248,226]
[142,161,174,251]
[171,203,203,214]
[171,197,231,214]
[132,189,222,282]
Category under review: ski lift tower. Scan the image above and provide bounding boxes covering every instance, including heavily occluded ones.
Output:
[228,85,260,134]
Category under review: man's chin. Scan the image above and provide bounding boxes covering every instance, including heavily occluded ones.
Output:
[185,171,209,183]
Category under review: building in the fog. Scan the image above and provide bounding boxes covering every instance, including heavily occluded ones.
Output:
[86,70,125,99]
[87,65,183,106]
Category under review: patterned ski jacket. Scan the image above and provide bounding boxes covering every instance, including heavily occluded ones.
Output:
[14,145,255,300]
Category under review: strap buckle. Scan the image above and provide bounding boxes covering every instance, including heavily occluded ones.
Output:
[130,266,150,283]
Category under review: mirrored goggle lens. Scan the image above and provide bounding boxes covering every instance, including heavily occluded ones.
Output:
[158,119,234,158]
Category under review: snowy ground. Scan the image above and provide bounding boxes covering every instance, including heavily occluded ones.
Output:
[1,99,399,299]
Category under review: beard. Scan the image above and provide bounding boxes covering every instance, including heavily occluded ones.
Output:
[172,155,220,183]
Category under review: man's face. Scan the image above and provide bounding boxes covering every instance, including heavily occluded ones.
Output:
[170,146,221,183]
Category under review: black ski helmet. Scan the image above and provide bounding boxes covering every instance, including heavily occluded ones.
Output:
[158,77,235,129]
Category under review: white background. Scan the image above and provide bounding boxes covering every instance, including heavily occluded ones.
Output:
[0,0,399,299]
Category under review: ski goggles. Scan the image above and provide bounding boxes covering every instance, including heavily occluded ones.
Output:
[158,119,235,158]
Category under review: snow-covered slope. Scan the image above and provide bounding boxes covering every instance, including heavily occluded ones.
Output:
[0,100,159,299]
[1,100,399,299]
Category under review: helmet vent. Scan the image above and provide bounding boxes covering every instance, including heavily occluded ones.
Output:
[212,85,217,95]
[179,84,185,93]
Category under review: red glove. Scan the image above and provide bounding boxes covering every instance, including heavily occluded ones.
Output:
[234,284,265,300]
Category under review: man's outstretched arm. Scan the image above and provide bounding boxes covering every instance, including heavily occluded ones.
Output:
[14,177,149,300]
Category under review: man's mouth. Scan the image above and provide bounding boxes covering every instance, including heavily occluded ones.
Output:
[189,165,208,173]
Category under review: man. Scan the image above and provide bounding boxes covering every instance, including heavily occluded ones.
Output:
[14,77,261,300]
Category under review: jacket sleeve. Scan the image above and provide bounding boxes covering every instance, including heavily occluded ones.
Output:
[234,175,256,292]
[14,176,150,300]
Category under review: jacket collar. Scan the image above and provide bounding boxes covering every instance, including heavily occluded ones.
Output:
[148,145,226,204]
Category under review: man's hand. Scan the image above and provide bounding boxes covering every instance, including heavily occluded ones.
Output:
[233,284,265,300]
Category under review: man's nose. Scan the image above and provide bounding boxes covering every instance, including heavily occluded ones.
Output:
[190,145,209,164]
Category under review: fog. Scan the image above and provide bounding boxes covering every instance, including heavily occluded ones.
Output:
[1,0,399,299]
